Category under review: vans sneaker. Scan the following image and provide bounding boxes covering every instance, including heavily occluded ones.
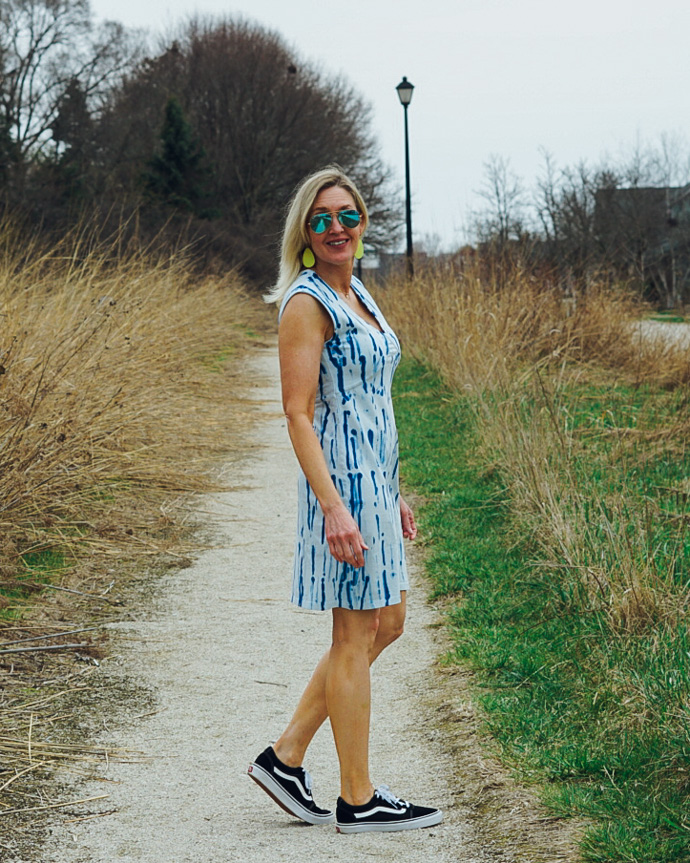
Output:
[248,746,334,825]
[335,784,442,833]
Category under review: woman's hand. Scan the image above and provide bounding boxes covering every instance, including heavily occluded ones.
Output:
[324,503,369,568]
[400,496,417,540]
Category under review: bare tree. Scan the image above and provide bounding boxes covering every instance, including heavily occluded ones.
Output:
[475,153,527,246]
[95,17,399,279]
[0,0,138,194]
[0,10,398,283]
[536,154,601,280]
[533,136,690,304]
[650,132,690,188]
[534,148,560,246]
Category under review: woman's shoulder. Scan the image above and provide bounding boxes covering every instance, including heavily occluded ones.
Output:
[279,271,337,322]
[281,270,328,303]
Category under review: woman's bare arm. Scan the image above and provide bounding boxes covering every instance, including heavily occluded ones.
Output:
[279,293,369,567]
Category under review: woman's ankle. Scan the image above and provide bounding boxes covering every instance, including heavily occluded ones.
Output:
[273,737,304,769]
[340,782,375,807]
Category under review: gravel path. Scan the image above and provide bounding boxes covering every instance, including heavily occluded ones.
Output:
[40,347,482,863]
[637,319,690,346]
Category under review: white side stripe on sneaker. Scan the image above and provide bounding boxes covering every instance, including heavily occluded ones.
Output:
[273,766,313,802]
[354,805,404,819]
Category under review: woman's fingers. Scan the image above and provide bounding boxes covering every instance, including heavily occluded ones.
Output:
[325,509,369,567]
[348,541,368,567]
[400,497,417,540]
[331,537,369,567]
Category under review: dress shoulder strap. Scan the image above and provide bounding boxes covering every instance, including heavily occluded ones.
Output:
[278,271,340,328]
[350,275,378,308]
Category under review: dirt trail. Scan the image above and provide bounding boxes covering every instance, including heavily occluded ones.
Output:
[27,347,479,863]
[22,346,581,863]
[638,319,690,346]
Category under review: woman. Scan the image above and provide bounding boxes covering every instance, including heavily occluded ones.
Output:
[248,166,442,834]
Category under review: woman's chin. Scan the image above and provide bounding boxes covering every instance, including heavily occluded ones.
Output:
[318,252,354,267]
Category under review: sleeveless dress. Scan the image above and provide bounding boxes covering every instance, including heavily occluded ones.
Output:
[279,270,410,611]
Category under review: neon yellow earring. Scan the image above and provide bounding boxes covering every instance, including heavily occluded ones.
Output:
[302,247,315,268]
[355,238,364,260]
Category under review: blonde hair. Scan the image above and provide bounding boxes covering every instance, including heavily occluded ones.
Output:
[264,165,369,305]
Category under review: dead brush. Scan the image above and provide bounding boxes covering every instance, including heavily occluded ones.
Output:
[466,380,685,631]
[378,256,690,632]
[0,654,145,824]
[382,257,690,390]
[0,224,268,815]
[0,228,260,565]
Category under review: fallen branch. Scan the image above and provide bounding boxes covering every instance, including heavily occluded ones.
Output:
[0,626,103,649]
[42,584,123,606]
[0,794,109,816]
[63,808,118,824]
[0,643,89,656]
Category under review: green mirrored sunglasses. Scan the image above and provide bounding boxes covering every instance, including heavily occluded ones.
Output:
[308,209,361,234]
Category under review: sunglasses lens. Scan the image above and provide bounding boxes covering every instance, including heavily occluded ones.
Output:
[338,210,361,228]
[309,210,360,233]
[309,214,331,233]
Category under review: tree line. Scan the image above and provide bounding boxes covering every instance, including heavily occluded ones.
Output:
[474,139,690,307]
[0,1,399,284]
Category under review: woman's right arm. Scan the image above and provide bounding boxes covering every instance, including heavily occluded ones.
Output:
[279,293,368,568]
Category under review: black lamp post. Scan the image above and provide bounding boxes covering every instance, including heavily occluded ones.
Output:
[396,76,414,278]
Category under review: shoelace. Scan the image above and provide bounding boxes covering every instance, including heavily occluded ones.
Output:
[375,784,408,808]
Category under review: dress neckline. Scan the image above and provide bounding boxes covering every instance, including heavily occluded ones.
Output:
[314,273,384,334]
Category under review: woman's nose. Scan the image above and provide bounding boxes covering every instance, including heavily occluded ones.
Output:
[327,217,345,234]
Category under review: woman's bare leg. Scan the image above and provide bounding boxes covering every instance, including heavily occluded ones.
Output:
[274,594,406,775]
[326,607,379,804]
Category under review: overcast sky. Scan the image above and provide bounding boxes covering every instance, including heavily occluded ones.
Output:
[90,0,690,250]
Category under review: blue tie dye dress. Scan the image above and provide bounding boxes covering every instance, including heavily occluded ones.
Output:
[279,270,410,611]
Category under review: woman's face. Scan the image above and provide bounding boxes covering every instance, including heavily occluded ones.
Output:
[307,186,363,269]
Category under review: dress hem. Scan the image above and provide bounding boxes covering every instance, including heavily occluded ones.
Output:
[289,587,408,612]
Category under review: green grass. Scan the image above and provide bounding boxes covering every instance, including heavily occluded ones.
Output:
[197,328,268,372]
[647,312,686,324]
[196,344,239,372]
[393,358,690,863]
[1,549,68,624]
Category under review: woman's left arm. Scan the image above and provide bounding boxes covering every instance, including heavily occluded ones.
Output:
[400,496,417,540]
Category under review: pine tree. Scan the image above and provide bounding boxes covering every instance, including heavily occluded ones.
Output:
[143,97,211,216]
[51,78,94,203]
[0,119,17,194]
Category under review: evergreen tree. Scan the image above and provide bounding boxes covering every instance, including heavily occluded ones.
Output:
[51,78,94,204]
[143,97,211,216]
[52,78,93,156]
[0,118,17,196]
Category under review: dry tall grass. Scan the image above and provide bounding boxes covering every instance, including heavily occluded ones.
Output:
[0,228,261,569]
[384,259,688,392]
[0,225,269,825]
[380,258,690,631]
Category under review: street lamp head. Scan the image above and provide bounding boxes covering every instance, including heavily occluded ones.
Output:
[396,76,414,107]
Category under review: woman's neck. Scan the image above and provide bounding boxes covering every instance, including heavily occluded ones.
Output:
[314,261,354,295]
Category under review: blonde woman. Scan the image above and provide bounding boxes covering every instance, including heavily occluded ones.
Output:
[248,166,442,834]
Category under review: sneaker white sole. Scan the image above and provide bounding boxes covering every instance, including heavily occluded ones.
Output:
[247,762,335,825]
[336,808,443,833]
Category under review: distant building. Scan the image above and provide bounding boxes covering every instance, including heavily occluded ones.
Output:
[594,184,690,307]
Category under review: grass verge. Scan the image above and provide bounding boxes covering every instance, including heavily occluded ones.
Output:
[393,356,690,863]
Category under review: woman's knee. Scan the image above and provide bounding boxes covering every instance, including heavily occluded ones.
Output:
[376,598,406,648]
[331,608,380,651]
[377,617,404,648]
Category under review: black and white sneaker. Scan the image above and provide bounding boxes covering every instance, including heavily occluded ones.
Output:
[335,784,443,833]
[247,746,334,825]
